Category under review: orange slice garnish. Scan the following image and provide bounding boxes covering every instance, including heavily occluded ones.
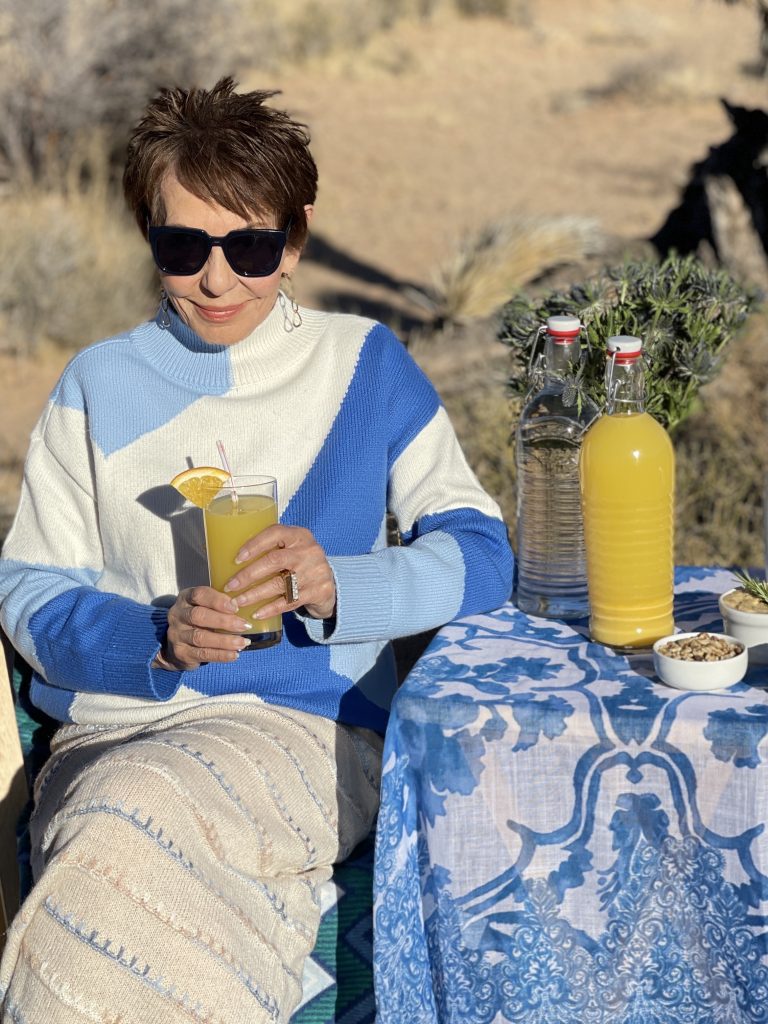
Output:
[170,466,231,509]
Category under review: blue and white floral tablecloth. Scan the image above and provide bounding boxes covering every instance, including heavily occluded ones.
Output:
[373,567,768,1024]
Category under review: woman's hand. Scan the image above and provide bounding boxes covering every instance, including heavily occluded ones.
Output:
[224,524,336,622]
[156,587,253,671]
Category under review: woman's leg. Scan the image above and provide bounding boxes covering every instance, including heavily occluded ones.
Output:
[0,701,381,1024]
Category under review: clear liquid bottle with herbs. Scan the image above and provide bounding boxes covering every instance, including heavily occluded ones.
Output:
[515,315,598,619]
[579,335,675,648]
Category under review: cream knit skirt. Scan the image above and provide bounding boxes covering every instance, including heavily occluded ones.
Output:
[0,699,382,1024]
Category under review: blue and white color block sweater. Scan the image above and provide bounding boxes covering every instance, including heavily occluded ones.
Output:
[0,299,513,733]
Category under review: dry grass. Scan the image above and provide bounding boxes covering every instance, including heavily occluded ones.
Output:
[410,319,518,529]
[585,57,718,105]
[672,307,768,568]
[417,214,604,325]
[445,385,518,533]
[455,0,529,18]
[0,0,272,185]
[0,0,527,186]
[0,446,23,547]
[279,0,527,62]
[0,342,72,538]
[0,139,155,354]
[551,56,738,116]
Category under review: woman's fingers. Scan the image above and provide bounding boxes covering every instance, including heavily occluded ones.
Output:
[231,569,292,610]
[184,589,251,633]
[233,523,298,566]
[160,523,338,673]
[162,586,253,670]
[225,525,335,620]
[239,562,336,622]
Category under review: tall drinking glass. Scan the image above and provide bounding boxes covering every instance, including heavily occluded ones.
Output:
[203,475,281,649]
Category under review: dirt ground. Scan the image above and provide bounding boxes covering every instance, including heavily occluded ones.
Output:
[278,0,767,317]
[1,0,766,532]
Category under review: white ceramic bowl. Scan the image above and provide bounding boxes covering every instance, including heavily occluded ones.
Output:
[719,589,768,665]
[652,632,747,691]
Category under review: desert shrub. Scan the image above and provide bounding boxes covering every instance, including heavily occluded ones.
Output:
[674,427,764,567]
[415,255,762,568]
[281,0,529,63]
[391,300,766,568]
[672,306,768,566]
[716,0,768,74]
[284,0,415,59]
[410,319,518,529]
[0,0,530,188]
[498,254,754,433]
[490,257,763,566]
[0,0,278,185]
[410,213,603,327]
[454,0,529,18]
[0,139,155,353]
[443,384,518,530]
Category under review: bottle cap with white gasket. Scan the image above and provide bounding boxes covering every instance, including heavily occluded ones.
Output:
[546,315,582,342]
[606,335,643,360]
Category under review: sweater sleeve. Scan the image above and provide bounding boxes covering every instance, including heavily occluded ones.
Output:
[299,336,514,644]
[0,398,180,701]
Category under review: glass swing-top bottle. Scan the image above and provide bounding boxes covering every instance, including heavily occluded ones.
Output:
[515,315,599,619]
[579,335,675,648]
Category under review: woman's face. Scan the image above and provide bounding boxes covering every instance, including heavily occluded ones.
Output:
[156,173,303,346]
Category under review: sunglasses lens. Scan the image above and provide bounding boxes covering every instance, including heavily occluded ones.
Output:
[225,233,285,276]
[153,231,210,275]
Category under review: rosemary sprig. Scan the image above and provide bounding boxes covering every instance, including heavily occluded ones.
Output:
[733,569,768,606]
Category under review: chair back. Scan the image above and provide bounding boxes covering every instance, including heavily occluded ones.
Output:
[0,630,29,956]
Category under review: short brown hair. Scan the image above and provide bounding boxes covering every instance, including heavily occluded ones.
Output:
[123,77,318,252]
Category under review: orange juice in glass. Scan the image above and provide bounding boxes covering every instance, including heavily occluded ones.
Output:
[203,475,282,649]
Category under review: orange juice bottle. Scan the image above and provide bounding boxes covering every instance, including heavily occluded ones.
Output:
[579,335,674,648]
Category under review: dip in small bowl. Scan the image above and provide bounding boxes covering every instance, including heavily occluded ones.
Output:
[720,588,768,665]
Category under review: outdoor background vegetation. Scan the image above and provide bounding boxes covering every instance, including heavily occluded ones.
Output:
[1,0,767,571]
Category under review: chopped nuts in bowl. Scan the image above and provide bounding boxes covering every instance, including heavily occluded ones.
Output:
[652,631,747,691]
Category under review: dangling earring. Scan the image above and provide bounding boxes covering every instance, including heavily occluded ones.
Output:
[279,276,302,332]
[158,288,171,329]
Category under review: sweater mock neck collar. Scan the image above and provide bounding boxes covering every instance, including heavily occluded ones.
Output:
[133,293,322,390]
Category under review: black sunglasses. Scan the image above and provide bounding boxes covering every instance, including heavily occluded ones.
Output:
[148,221,291,277]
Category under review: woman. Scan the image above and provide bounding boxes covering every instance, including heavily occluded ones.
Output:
[0,78,513,1022]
